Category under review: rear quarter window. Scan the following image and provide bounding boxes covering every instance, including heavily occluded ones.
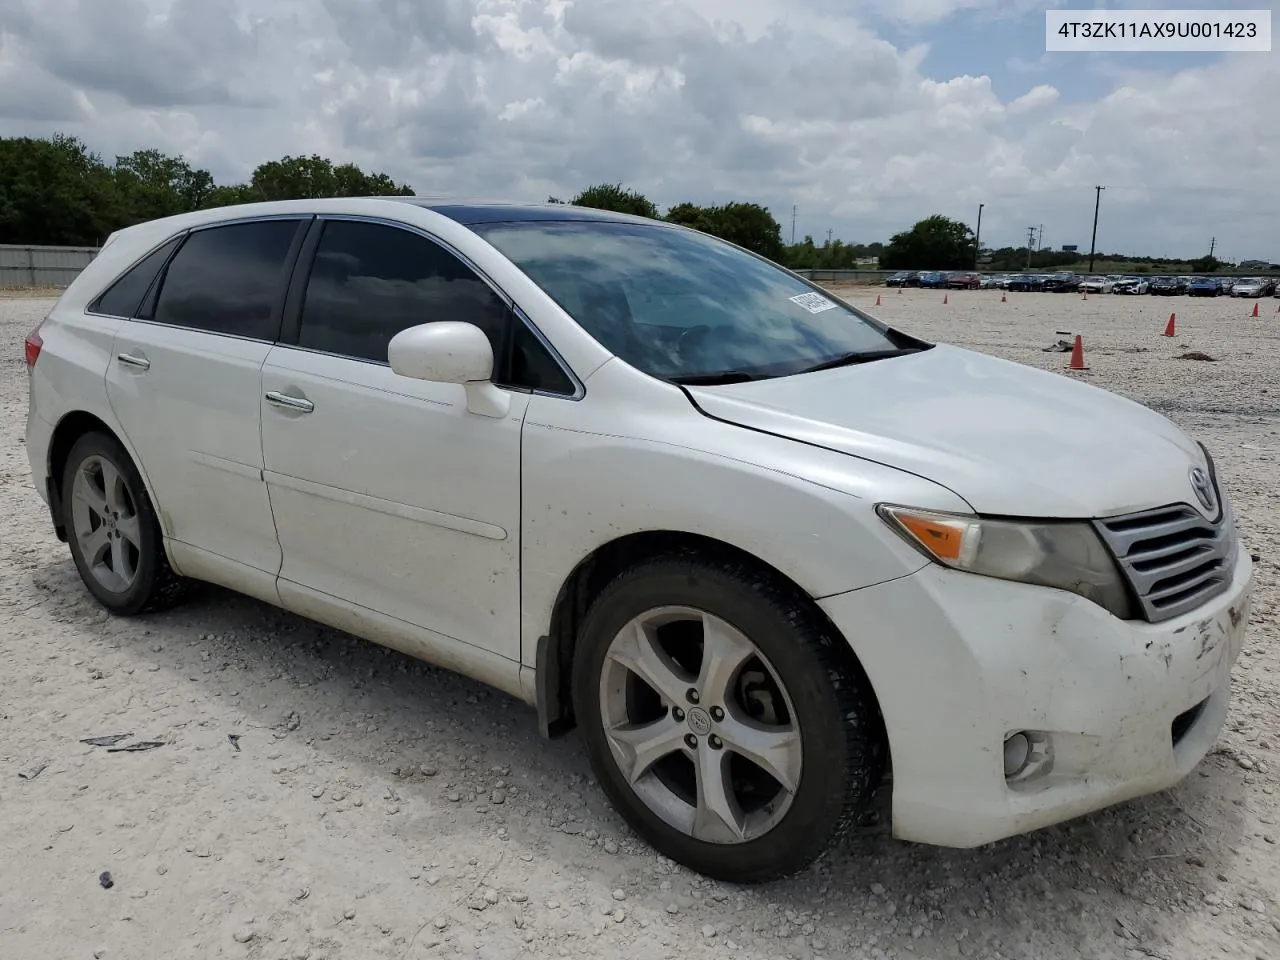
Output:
[89,235,183,318]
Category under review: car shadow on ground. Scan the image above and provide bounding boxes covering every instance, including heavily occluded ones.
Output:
[25,558,1250,956]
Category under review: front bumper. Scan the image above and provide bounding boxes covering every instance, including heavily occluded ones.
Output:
[818,542,1253,848]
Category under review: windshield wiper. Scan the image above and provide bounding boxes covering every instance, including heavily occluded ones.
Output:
[668,370,764,385]
[796,346,926,374]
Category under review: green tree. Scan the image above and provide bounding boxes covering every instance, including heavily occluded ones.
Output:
[1189,255,1221,273]
[0,134,120,245]
[663,201,785,262]
[246,154,414,201]
[569,182,660,219]
[201,183,261,208]
[113,148,215,222]
[880,215,975,270]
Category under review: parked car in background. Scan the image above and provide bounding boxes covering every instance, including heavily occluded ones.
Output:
[946,272,981,290]
[1150,276,1185,296]
[1042,272,1081,293]
[1007,274,1046,292]
[918,271,948,288]
[886,271,920,287]
[1220,278,1237,295]
[1078,276,1117,294]
[1231,277,1267,298]
[1113,277,1150,295]
[978,274,1003,289]
[24,196,1254,884]
[1188,277,1223,297]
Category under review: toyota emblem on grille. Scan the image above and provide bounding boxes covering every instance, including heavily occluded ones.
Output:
[1189,466,1216,512]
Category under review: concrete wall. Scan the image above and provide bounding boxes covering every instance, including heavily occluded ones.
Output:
[0,244,100,288]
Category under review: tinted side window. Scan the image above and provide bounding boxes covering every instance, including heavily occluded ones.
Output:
[510,321,576,395]
[152,219,301,340]
[297,220,512,366]
[90,235,182,318]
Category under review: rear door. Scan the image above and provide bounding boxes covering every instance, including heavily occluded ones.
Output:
[105,216,309,593]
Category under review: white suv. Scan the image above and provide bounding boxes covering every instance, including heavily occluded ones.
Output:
[23,198,1254,883]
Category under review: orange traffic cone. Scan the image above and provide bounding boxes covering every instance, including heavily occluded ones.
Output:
[1162,313,1176,337]
[1252,302,1260,318]
[1068,335,1087,370]
[1000,291,1006,303]
[875,294,882,306]
[943,292,949,305]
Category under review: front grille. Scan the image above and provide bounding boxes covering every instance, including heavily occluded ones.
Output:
[1094,503,1236,623]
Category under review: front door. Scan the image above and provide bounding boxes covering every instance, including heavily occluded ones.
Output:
[260,217,536,660]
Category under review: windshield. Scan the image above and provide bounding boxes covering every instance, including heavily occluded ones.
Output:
[470,219,915,382]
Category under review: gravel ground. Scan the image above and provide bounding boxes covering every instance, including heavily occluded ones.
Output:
[2,289,1278,960]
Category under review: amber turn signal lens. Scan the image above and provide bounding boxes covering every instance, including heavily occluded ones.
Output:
[894,513,969,561]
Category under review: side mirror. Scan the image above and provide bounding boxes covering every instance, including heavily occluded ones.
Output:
[387,322,509,418]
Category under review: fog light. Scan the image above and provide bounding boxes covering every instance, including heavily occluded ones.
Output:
[1003,732,1031,778]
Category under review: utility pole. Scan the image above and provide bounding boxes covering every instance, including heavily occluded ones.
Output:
[791,205,797,246]
[1038,224,1044,252]
[1026,225,1037,269]
[1208,236,1216,258]
[1088,185,1105,272]
[826,228,833,246]
[974,202,984,271]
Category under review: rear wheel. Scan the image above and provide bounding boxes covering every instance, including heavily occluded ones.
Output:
[61,431,187,615]
[572,556,886,883]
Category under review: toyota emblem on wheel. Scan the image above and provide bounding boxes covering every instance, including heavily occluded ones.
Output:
[1189,466,1216,512]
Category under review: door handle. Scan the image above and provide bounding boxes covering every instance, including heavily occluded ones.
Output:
[116,352,150,370]
[265,391,314,413]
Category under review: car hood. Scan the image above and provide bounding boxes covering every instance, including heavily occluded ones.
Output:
[684,344,1208,519]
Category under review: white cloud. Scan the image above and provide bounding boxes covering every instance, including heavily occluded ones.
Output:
[0,0,1274,258]
[1008,84,1060,114]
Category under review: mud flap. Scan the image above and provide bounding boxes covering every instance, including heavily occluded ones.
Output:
[46,475,67,542]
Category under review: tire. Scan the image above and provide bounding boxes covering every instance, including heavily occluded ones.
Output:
[60,431,187,615]
[572,555,886,883]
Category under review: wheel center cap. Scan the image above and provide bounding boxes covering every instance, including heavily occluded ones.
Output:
[103,515,116,530]
[686,707,712,737]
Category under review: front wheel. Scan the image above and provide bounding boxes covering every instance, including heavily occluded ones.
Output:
[572,556,886,883]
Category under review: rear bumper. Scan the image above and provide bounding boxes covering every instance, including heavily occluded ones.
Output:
[25,400,53,508]
[819,543,1253,848]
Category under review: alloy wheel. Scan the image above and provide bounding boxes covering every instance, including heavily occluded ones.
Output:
[597,605,802,844]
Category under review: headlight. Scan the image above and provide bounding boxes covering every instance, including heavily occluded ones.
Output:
[876,504,1134,619]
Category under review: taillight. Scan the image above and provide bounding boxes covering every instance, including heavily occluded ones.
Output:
[24,322,44,369]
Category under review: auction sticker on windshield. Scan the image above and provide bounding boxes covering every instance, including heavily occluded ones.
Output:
[790,292,838,314]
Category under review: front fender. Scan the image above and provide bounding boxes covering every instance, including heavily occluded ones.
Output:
[517,360,971,667]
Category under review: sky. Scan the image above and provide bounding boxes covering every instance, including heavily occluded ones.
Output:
[0,0,1275,260]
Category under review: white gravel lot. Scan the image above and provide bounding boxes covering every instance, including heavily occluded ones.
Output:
[2,289,1278,960]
